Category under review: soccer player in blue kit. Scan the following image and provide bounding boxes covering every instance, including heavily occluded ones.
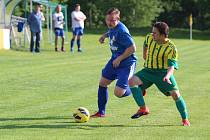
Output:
[91,8,138,117]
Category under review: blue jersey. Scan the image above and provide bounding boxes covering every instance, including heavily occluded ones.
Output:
[108,22,137,67]
[28,11,42,33]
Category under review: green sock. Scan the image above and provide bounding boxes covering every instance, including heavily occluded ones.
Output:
[175,96,189,119]
[130,86,145,106]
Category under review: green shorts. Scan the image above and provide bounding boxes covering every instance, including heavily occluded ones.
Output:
[135,68,179,96]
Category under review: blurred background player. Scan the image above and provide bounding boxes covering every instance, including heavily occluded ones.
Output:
[70,4,86,52]
[91,8,137,117]
[53,4,65,52]
[28,3,42,53]
[129,22,190,126]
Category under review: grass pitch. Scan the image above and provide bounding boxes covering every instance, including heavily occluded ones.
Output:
[0,29,210,140]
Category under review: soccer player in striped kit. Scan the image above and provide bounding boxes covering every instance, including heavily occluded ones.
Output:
[129,22,190,126]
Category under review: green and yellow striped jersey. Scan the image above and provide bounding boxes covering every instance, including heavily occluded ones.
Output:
[143,33,178,70]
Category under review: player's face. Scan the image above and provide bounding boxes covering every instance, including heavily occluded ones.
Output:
[57,6,61,12]
[105,14,118,28]
[75,6,80,11]
[152,27,161,41]
[36,5,41,12]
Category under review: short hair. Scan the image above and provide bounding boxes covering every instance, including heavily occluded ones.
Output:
[75,4,80,8]
[35,3,41,7]
[153,22,169,37]
[106,7,120,19]
[57,4,62,8]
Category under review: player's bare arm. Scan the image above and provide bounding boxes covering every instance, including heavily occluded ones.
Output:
[112,44,136,68]
[99,32,109,44]
[143,46,148,60]
[163,66,174,84]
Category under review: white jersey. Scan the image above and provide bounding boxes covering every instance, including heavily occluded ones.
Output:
[71,11,86,29]
[53,12,64,29]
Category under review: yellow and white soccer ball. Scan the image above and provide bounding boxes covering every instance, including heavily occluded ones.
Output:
[73,107,90,123]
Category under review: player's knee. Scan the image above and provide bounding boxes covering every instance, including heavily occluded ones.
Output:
[128,79,135,87]
[114,87,125,98]
[99,81,108,87]
[99,77,111,87]
[128,76,142,87]
[114,90,123,98]
[171,90,180,100]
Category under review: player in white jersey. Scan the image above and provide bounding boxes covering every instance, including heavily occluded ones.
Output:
[53,5,65,52]
[70,4,86,52]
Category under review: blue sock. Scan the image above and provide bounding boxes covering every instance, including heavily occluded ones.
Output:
[175,96,189,119]
[98,86,108,115]
[77,39,81,49]
[70,39,75,49]
[121,87,131,97]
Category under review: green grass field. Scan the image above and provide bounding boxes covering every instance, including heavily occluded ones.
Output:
[0,29,210,140]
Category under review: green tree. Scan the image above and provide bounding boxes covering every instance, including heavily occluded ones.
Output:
[158,0,210,30]
[66,0,163,28]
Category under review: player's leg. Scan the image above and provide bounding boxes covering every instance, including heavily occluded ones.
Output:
[156,74,190,126]
[91,61,115,118]
[61,29,65,52]
[70,28,76,52]
[91,76,113,118]
[30,32,35,52]
[129,75,150,119]
[129,69,153,119]
[77,28,84,52]
[35,32,41,52]
[170,90,190,126]
[77,35,82,52]
[54,29,59,51]
[114,62,136,98]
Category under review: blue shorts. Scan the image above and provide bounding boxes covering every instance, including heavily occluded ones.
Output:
[102,60,136,89]
[72,27,84,36]
[54,28,64,37]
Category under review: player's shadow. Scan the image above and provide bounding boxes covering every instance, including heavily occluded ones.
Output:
[0,116,180,129]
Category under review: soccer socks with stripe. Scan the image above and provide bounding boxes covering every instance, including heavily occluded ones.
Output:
[98,86,108,115]
[121,87,132,97]
[175,96,189,119]
[130,86,145,106]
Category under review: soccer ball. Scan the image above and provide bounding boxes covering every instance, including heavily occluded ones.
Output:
[73,107,90,123]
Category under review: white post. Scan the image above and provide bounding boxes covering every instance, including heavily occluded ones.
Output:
[50,7,53,45]
[30,0,33,13]
[47,5,50,43]
[190,25,192,40]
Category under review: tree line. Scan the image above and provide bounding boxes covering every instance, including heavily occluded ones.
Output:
[63,0,210,30]
[14,0,210,30]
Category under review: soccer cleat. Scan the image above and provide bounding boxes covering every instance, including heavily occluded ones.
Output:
[131,107,149,119]
[91,112,105,118]
[182,119,190,126]
[70,48,74,52]
[55,48,60,52]
[78,48,82,52]
[61,47,66,52]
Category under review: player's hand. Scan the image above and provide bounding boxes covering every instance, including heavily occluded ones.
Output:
[112,57,121,68]
[163,75,172,84]
[99,36,106,44]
